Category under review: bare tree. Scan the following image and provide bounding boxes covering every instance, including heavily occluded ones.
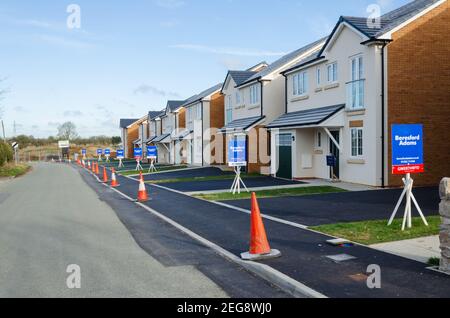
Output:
[57,121,79,140]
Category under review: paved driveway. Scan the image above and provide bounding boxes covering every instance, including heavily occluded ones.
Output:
[221,187,440,226]
[136,167,234,182]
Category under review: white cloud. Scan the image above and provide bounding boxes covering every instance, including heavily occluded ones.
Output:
[133,84,180,97]
[63,110,83,117]
[155,0,185,9]
[38,35,95,49]
[170,44,287,57]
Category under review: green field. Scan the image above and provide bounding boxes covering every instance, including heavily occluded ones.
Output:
[193,186,347,201]
[310,216,440,245]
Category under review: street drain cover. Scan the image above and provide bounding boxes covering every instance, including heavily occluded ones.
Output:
[326,254,357,262]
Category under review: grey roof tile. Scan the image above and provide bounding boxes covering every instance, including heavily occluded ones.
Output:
[119,118,139,128]
[220,116,265,133]
[267,104,345,128]
[182,83,223,108]
[237,37,328,87]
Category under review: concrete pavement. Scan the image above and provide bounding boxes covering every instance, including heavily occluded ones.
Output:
[0,163,228,297]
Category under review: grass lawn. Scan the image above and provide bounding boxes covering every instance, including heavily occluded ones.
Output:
[310,216,441,245]
[0,163,31,178]
[119,165,188,176]
[146,173,263,184]
[193,186,347,201]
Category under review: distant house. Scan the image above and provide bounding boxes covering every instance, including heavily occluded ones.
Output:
[177,83,225,167]
[119,118,139,158]
[220,39,325,174]
[152,100,186,164]
[268,0,449,186]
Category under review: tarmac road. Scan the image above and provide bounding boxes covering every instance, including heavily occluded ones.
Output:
[0,163,229,297]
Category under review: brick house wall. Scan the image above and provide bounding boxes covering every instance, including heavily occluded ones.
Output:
[126,125,139,158]
[387,1,450,186]
[210,92,225,165]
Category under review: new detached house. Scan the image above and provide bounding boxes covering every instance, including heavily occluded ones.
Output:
[268,0,449,186]
[177,83,225,167]
[153,100,186,164]
[220,41,326,174]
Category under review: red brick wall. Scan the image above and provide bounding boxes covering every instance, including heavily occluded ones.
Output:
[210,92,225,165]
[387,1,450,186]
[126,125,139,158]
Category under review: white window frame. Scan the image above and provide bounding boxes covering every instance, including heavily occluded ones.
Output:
[235,91,241,105]
[316,67,321,86]
[316,130,322,149]
[249,84,260,105]
[348,55,365,110]
[293,71,308,96]
[350,127,363,158]
[327,62,338,83]
[225,95,233,125]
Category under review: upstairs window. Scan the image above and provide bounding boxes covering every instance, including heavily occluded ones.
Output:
[316,67,321,86]
[225,95,233,125]
[236,91,241,105]
[327,62,338,82]
[249,84,260,105]
[293,71,308,96]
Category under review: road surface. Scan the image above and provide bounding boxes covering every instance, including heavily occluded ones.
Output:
[0,163,228,297]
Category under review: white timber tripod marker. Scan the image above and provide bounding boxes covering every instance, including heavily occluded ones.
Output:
[148,158,157,173]
[230,166,249,195]
[388,173,429,231]
[118,158,124,168]
[135,159,143,171]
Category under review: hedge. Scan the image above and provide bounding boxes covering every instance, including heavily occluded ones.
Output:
[0,141,13,166]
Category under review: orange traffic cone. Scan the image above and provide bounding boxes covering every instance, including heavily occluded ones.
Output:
[91,162,96,173]
[110,168,120,187]
[241,193,281,261]
[102,166,109,183]
[137,171,149,202]
[88,161,91,170]
[95,162,100,175]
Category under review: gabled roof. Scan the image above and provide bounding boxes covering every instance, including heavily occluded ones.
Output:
[166,100,186,112]
[182,83,223,108]
[120,118,139,128]
[267,104,345,129]
[320,0,442,55]
[148,111,162,120]
[236,37,328,88]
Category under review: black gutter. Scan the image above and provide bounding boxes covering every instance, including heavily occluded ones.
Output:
[281,56,326,76]
[282,73,288,114]
[201,101,204,167]
[380,41,389,188]
[258,79,264,117]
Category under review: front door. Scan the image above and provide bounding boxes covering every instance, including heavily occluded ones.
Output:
[329,131,340,179]
[276,133,292,179]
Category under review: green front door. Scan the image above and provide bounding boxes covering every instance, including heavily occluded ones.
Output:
[276,133,292,179]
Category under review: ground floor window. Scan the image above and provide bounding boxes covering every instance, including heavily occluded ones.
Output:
[351,128,363,157]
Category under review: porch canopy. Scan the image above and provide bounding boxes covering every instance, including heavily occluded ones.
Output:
[132,138,142,146]
[267,104,345,151]
[267,104,345,129]
[172,129,193,141]
[145,136,157,145]
[152,134,171,144]
[219,116,265,134]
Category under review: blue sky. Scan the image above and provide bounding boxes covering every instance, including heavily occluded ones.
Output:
[0,0,410,137]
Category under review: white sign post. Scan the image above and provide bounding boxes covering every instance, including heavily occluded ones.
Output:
[228,139,248,195]
[147,146,158,173]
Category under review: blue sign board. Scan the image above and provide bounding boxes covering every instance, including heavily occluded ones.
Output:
[134,148,143,159]
[392,124,424,175]
[228,139,247,167]
[116,149,125,159]
[97,149,103,155]
[81,149,87,155]
[326,155,337,167]
[147,146,158,159]
[104,149,111,155]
